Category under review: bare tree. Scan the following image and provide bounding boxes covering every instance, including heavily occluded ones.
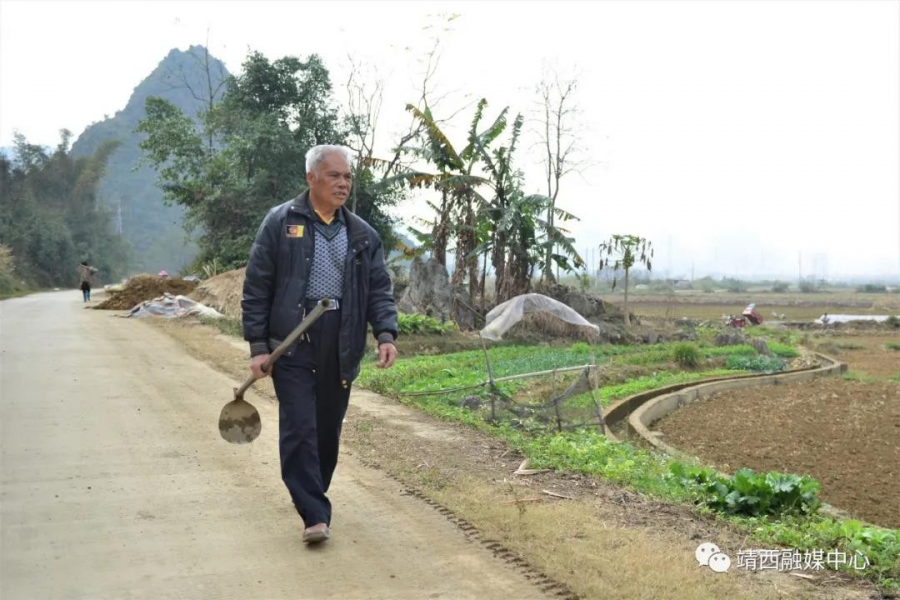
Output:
[534,66,588,283]
[376,39,470,182]
[344,57,385,213]
[378,39,474,269]
[158,33,229,150]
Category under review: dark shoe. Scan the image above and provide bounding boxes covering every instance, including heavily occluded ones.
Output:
[302,523,330,544]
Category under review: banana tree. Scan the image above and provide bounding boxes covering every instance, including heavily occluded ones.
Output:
[394,99,584,307]
[389,100,503,304]
[402,104,463,268]
[470,114,584,303]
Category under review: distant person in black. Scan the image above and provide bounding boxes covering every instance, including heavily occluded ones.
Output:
[77,261,98,302]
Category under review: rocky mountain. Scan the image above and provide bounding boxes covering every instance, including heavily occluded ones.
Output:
[71,45,229,274]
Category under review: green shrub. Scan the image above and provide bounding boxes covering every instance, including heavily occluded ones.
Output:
[397,313,455,335]
[571,341,592,354]
[887,315,900,329]
[651,280,675,293]
[0,270,28,298]
[693,276,717,293]
[670,464,822,517]
[768,341,799,358]
[771,281,790,293]
[726,354,787,372]
[672,343,701,368]
[886,342,900,351]
[857,283,888,293]
[722,277,748,293]
[799,280,819,293]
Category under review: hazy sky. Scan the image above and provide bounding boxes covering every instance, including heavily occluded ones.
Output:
[1,0,898,279]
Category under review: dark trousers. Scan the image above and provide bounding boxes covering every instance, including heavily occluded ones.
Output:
[271,309,350,527]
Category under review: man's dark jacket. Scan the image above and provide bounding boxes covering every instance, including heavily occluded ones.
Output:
[242,190,398,383]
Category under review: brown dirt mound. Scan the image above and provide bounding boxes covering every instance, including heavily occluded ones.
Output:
[189,268,246,317]
[506,312,633,344]
[94,275,198,310]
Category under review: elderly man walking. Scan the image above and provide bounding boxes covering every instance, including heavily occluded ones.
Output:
[242,145,399,544]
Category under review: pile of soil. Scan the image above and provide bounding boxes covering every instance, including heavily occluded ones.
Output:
[505,311,633,344]
[655,378,900,528]
[94,275,198,310]
[189,268,245,317]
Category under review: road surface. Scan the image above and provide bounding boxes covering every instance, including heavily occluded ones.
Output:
[0,292,547,600]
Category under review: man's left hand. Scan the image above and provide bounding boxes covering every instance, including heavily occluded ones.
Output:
[377,342,398,369]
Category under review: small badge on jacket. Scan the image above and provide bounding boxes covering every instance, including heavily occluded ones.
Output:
[285,225,305,238]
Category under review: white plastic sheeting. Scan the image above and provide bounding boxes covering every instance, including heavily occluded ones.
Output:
[816,314,891,324]
[104,281,127,293]
[125,294,224,319]
[480,293,599,341]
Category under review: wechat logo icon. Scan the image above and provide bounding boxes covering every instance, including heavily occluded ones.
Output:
[696,543,731,573]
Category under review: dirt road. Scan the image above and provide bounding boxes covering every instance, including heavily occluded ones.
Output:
[0,292,548,600]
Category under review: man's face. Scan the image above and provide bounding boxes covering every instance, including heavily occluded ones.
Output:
[307,152,352,212]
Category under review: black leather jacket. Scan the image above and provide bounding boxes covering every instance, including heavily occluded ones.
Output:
[242,190,398,383]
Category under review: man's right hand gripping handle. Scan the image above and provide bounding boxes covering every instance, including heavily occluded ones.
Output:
[250,354,271,379]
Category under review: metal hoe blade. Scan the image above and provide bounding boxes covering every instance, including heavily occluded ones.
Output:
[219,396,262,444]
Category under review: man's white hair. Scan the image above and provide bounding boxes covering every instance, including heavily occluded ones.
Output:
[305,145,353,173]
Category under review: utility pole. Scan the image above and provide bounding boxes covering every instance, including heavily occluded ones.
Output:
[667,235,672,280]
[584,246,589,279]
[798,251,802,287]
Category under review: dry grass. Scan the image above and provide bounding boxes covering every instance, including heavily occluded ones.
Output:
[431,479,836,600]
[189,267,246,317]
